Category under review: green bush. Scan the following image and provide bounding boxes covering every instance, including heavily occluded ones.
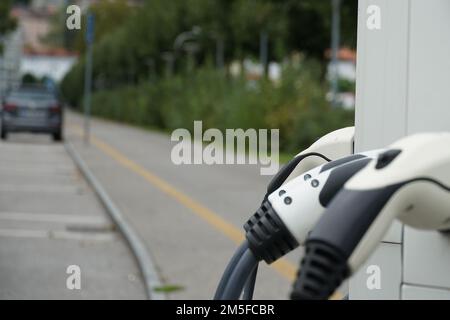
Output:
[338,78,356,93]
[68,60,354,154]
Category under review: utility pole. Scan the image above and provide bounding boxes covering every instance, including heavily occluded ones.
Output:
[145,58,155,82]
[183,42,200,73]
[63,0,70,48]
[216,37,224,70]
[260,31,268,77]
[173,27,202,74]
[331,0,341,107]
[83,13,95,145]
[161,52,175,77]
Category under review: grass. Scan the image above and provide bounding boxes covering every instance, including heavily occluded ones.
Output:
[153,284,185,293]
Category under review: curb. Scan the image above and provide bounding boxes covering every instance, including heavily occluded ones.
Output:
[65,141,167,300]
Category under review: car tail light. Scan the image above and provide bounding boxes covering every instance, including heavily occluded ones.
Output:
[3,103,17,112]
[50,105,61,113]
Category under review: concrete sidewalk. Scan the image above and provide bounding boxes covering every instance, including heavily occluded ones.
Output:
[65,111,349,300]
[66,112,295,300]
[0,134,146,299]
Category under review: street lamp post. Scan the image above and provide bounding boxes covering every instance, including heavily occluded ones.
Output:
[173,27,227,73]
[210,32,225,71]
[215,37,225,70]
[173,27,202,74]
[174,26,202,52]
[145,58,155,82]
[161,52,175,77]
[83,13,95,145]
[183,42,200,73]
[330,0,341,108]
[260,31,269,76]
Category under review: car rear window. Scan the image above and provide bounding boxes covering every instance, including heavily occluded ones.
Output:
[8,89,56,101]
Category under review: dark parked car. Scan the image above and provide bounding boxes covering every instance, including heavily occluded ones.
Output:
[1,86,63,141]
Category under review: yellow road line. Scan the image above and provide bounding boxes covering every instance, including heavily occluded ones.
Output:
[70,124,342,300]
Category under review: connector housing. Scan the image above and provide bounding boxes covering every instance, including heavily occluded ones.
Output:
[290,240,349,300]
[244,201,298,264]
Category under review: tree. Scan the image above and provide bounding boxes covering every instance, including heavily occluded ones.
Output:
[22,73,40,84]
[44,0,134,52]
[0,0,17,54]
[62,0,359,99]
[73,0,133,53]
[0,0,16,33]
[279,0,358,61]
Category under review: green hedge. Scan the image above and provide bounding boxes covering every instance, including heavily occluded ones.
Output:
[65,61,354,153]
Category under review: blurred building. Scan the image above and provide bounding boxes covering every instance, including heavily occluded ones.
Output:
[326,47,357,109]
[9,3,77,84]
[6,0,141,86]
[31,0,61,12]
[325,47,357,82]
[0,29,23,96]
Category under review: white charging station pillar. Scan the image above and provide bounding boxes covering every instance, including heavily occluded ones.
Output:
[351,0,450,299]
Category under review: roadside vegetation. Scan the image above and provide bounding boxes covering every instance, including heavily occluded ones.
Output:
[60,0,356,153]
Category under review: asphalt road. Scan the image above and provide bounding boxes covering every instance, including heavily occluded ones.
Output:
[0,133,146,299]
[66,111,310,300]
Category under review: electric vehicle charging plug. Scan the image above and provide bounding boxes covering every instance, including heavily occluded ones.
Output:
[265,127,355,198]
[245,150,383,264]
[291,133,450,300]
[214,127,354,300]
[216,149,384,300]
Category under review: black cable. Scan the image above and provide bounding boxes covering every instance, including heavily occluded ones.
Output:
[214,241,248,300]
[242,263,258,300]
[221,249,258,300]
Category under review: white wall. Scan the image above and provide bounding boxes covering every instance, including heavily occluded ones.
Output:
[20,55,77,83]
[352,0,450,299]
